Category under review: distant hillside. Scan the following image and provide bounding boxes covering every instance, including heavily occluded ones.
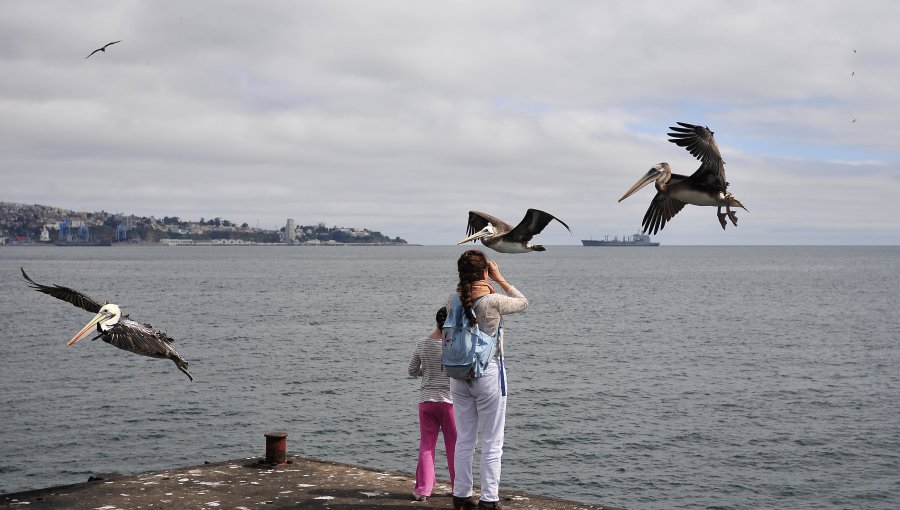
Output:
[0,201,407,245]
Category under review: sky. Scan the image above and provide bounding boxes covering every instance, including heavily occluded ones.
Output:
[3,1,899,245]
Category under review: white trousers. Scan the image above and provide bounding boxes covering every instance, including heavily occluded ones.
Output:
[450,359,506,502]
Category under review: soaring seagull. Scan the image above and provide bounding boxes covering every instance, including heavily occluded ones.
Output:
[457,209,571,253]
[85,40,121,59]
[22,268,193,381]
[618,122,746,234]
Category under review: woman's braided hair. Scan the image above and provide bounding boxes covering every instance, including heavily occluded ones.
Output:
[457,249,488,326]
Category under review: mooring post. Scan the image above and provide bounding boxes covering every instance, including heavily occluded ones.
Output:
[264,432,288,465]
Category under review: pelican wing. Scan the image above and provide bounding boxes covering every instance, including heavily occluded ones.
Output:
[103,319,193,381]
[642,192,687,235]
[104,319,176,358]
[668,122,722,163]
[21,268,104,313]
[505,209,571,243]
[467,211,514,237]
[668,122,727,193]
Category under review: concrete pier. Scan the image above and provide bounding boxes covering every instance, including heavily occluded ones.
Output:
[0,455,620,509]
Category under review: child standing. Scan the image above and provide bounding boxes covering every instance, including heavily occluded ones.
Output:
[407,306,457,501]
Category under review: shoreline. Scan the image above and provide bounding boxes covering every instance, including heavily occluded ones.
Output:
[0,241,422,247]
[0,455,619,510]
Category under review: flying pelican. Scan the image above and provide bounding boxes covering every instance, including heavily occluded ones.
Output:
[618,122,747,234]
[457,209,571,253]
[21,268,193,381]
[85,40,121,59]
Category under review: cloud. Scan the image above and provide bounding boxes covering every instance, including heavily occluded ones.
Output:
[3,1,900,245]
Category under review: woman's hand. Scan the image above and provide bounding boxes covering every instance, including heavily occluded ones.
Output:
[487,261,506,283]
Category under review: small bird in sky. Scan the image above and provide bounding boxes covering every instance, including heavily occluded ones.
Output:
[85,40,121,59]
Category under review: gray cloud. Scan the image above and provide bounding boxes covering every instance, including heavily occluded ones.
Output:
[3,1,899,245]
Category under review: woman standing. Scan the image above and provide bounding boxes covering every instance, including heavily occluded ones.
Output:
[408,306,457,501]
[449,249,528,510]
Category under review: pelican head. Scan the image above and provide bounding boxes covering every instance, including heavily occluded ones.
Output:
[457,224,496,245]
[68,303,121,347]
[618,162,671,202]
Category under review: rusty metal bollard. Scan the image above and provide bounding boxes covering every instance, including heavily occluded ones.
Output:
[264,432,288,465]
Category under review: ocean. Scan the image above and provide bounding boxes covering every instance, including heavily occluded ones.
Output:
[1,245,898,509]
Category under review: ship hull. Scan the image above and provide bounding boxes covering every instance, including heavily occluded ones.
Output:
[581,232,659,247]
[581,240,659,247]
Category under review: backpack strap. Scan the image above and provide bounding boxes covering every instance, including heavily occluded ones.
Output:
[472,294,507,396]
[496,316,506,396]
[451,292,507,395]
[468,294,501,344]
[498,349,507,397]
[468,294,488,323]
[449,293,488,325]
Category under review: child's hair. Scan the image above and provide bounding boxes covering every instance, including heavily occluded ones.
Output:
[435,306,448,329]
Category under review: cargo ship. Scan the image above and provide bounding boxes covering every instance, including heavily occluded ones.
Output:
[581,232,659,247]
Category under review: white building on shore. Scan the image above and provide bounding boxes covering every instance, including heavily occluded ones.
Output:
[160,238,256,246]
[285,219,296,244]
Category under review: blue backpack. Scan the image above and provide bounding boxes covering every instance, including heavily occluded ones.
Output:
[441,294,502,381]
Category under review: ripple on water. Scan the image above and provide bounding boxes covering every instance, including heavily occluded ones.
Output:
[2,246,900,510]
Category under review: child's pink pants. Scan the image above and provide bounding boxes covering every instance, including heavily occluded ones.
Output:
[414,401,457,497]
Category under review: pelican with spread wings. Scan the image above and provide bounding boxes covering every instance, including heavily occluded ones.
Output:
[22,268,193,381]
[457,209,571,253]
[618,122,746,234]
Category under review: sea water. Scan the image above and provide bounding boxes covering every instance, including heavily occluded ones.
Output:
[1,245,898,509]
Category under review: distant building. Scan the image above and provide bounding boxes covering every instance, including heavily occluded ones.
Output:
[285,219,296,244]
[39,226,50,242]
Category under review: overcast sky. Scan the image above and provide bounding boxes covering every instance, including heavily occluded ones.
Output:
[3,1,898,245]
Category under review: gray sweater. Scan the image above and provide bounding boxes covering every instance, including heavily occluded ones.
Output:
[446,285,528,356]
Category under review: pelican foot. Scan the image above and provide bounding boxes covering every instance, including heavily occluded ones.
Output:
[727,211,739,226]
[717,212,728,230]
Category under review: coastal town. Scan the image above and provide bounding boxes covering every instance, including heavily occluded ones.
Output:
[0,202,408,246]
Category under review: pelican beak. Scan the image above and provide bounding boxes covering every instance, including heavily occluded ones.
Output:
[618,168,663,202]
[457,230,490,245]
[67,310,112,347]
